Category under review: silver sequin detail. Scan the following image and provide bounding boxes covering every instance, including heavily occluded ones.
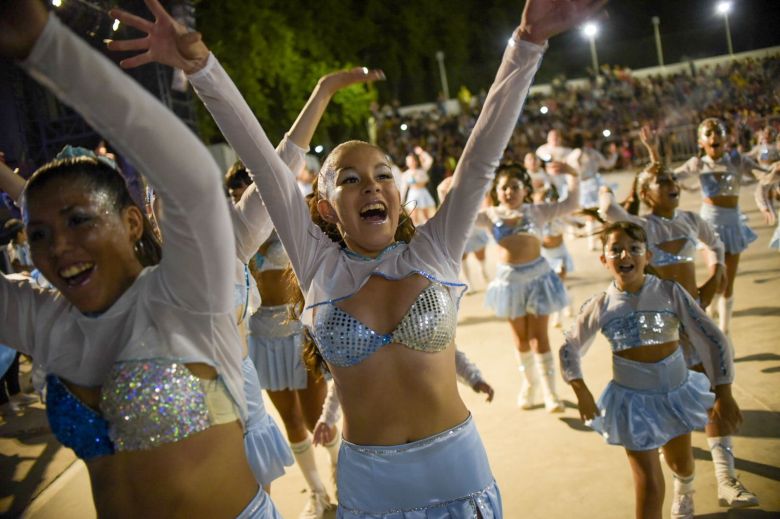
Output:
[602,311,680,352]
[100,360,211,451]
[700,171,741,198]
[314,283,457,367]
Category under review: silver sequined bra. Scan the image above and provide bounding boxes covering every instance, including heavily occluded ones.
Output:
[100,360,238,452]
[601,311,680,352]
[313,283,457,367]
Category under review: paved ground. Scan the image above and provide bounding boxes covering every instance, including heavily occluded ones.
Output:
[2,169,779,518]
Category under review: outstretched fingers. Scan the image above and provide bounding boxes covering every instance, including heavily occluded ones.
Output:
[106,36,150,53]
[119,52,153,70]
[109,8,154,34]
[143,0,172,20]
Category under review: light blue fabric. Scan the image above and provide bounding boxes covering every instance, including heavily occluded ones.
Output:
[699,204,757,254]
[541,242,575,274]
[0,344,16,379]
[241,357,293,487]
[485,257,568,318]
[589,348,714,451]
[235,487,282,519]
[579,175,603,208]
[463,228,491,254]
[247,305,307,391]
[337,415,502,518]
[770,224,780,251]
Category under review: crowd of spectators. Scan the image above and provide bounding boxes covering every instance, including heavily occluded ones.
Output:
[372,54,780,198]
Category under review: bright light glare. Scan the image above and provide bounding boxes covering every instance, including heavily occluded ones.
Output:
[602,129,612,138]
[314,145,324,154]
[51,0,62,6]
[112,19,121,31]
[540,105,549,115]
[582,23,598,39]
[400,123,408,131]
[507,37,516,47]
[716,1,732,14]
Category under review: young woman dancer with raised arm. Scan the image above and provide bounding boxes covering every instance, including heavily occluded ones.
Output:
[111,0,606,514]
[0,1,278,516]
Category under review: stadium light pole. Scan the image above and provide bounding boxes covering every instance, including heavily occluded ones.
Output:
[651,16,664,67]
[581,23,600,77]
[716,2,734,56]
[435,51,450,101]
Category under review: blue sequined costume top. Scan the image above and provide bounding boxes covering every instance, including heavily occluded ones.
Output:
[312,283,457,367]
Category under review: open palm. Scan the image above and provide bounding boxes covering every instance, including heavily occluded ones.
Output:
[520,0,608,43]
[108,0,209,74]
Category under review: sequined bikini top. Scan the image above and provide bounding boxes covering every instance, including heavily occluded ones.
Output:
[312,283,457,367]
[699,155,741,198]
[490,206,540,242]
[46,360,239,460]
[650,238,697,267]
[602,311,680,352]
[254,232,289,272]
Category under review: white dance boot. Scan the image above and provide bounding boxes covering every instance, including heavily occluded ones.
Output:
[536,352,564,413]
[708,437,759,508]
[671,473,695,519]
[516,351,538,409]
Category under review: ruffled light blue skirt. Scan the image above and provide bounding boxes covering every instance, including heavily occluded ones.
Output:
[337,415,502,518]
[463,228,491,254]
[579,176,603,208]
[700,204,757,254]
[770,224,780,251]
[406,186,437,209]
[236,486,282,518]
[589,348,714,451]
[247,305,308,391]
[242,357,294,487]
[541,242,575,274]
[485,257,569,318]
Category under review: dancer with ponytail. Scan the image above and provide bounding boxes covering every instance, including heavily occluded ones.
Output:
[115,0,607,514]
[561,221,741,519]
[477,162,580,412]
[0,1,279,515]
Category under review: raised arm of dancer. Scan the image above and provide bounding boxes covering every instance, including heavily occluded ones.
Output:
[424,0,606,267]
[17,4,232,313]
[559,294,603,421]
[528,162,580,225]
[598,187,644,225]
[0,159,25,202]
[639,126,662,165]
[415,146,434,172]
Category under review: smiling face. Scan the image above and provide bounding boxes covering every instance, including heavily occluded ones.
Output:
[640,168,681,214]
[698,119,727,160]
[600,227,651,292]
[316,142,401,257]
[24,176,144,313]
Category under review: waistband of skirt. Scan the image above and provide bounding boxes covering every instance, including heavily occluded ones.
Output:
[341,414,474,456]
[498,256,551,276]
[612,347,687,392]
[700,204,743,223]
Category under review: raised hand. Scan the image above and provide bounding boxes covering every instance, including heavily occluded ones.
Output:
[107,0,209,74]
[518,0,608,45]
[0,0,49,60]
[317,67,385,98]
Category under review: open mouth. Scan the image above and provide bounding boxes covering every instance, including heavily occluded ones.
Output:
[359,202,388,223]
[617,264,635,274]
[668,191,680,199]
[59,261,95,287]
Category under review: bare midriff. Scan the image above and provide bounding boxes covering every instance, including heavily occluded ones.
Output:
[615,340,680,364]
[324,274,468,446]
[256,269,297,307]
[496,234,542,265]
[542,234,564,249]
[655,263,698,300]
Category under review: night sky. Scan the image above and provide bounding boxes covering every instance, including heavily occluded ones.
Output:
[540,0,780,79]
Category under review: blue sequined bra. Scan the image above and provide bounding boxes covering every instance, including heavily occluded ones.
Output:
[312,283,457,367]
[46,359,240,460]
[491,207,540,242]
[650,238,697,267]
[601,311,680,352]
[699,171,740,198]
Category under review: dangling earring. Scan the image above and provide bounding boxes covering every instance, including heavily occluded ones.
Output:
[133,239,145,261]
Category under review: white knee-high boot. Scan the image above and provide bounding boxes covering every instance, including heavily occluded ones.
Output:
[535,352,564,413]
[718,296,734,336]
[516,351,538,409]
